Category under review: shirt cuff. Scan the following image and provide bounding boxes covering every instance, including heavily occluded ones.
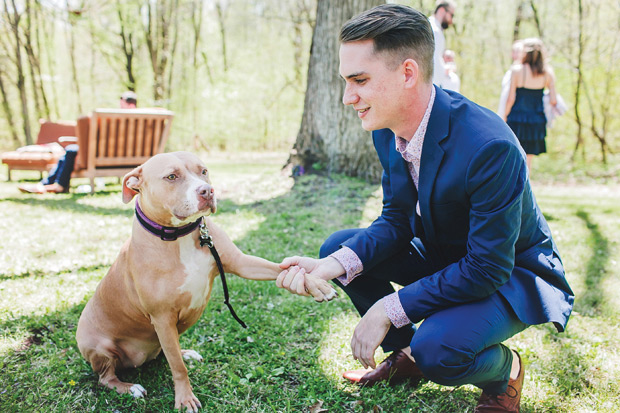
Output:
[330,246,363,286]
[383,292,411,328]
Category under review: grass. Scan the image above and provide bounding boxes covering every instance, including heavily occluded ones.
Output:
[0,152,619,412]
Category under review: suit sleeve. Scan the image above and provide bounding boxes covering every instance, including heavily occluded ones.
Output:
[398,139,527,323]
[341,132,414,271]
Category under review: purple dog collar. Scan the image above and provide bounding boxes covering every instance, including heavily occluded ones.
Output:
[135,201,201,241]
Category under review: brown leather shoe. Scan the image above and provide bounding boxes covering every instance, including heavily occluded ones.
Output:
[475,351,524,412]
[343,349,424,387]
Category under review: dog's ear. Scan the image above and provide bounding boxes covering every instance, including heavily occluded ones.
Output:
[122,166,143,204]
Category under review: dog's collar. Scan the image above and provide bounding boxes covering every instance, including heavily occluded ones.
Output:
[135,201,201,241]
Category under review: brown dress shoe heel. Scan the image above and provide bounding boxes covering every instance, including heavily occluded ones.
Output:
[475,350,524,412]
[343,349,424,387]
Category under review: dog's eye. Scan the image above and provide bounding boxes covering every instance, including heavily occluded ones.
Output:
[165,174,177,181]
[201,169,208,176]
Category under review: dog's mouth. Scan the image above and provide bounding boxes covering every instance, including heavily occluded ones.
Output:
[197,197,217,215]
[172,198,216,223]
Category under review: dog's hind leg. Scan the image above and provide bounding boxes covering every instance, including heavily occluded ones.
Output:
[90,353,147,399]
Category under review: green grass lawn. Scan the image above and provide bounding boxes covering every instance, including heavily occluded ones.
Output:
[1,152,618,412]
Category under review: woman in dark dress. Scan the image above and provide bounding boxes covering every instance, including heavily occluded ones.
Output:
[504,38,557,170]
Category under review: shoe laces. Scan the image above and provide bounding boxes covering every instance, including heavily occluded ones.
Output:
[480,384,518,407]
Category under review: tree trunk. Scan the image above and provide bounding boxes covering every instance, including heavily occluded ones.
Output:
[5,0,33,144]
[65,7,84,114]
[42,6,60,119]
[513,1,524,42]
[0,70,21,146]
[215,0,229,72]
[572,0,585,160]
[24,0,43,120]
[290,0,384,183]
[117,0,136,90]
[29,0,51,119]
[529,1,543,39]
[144,0,178,102]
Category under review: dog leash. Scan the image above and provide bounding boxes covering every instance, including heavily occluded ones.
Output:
[199,218,247,329]
[134,201,247,329]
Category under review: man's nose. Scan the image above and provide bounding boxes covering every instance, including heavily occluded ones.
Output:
[342,84,359,106]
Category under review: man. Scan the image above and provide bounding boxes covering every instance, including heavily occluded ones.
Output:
[429,1,456,88]
[277,4,573,412]
[18,92,138,194]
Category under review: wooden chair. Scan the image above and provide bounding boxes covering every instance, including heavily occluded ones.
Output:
[72,108,174,192]
[1,119,78,180]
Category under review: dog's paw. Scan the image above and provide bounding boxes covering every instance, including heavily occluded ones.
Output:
[181,349,204,362]
[305,274,338,303]
[175,391,202,412]
[129,384,147,398]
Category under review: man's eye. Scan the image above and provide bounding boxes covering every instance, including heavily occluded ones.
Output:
[166,174,177,181]
[355,78,367,84]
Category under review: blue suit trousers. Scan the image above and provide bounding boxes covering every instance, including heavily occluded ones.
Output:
[320,228,528,394]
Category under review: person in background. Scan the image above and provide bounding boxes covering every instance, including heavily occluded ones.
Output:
[119,91,138,109]
[18,92,138,194]
[276,5,573,412]
[497,40,524,119]
[442,49,460,92]
[429,1,456,88]
[504,38,557,170]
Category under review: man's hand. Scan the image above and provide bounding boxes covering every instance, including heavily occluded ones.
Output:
[276,256,343,301]
[351,299,392,369]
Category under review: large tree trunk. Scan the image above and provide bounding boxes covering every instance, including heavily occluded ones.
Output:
[290,0,384,183]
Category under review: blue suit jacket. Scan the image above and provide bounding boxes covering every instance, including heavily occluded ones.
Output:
[342,86,574,331]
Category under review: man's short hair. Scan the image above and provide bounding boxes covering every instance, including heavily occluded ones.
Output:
[339,4,435,83]
[434,1,457,14]
[121,91,138,105]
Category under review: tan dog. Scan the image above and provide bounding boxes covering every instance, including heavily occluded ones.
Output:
[76,152,335,411]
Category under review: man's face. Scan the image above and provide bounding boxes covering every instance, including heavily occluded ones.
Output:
[120,99,136,109]
[441,6,454,29]
[339,40,406,132]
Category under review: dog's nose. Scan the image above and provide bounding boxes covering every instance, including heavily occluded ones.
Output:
[196,184,214,199]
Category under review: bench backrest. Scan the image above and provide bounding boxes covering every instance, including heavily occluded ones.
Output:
[77,109,174,173]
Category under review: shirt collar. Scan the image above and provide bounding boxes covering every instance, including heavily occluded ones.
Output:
[395,86,436,159]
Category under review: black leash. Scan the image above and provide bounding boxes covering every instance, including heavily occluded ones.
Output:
[199,218,247,329]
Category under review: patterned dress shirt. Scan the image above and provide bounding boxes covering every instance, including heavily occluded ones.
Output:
[330,87,436,328]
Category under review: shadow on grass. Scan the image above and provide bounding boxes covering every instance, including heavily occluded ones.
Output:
[0,263,110,282]
[575,210,610,316]
[2,190,131,218]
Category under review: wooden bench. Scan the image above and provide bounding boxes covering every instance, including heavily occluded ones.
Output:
[72,109,174,192]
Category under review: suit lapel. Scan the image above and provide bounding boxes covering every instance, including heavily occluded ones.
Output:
[387,132,417,213]
[418,86,451,244]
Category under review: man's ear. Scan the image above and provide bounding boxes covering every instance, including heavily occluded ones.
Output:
[403,58,419,88]
[122,166,143,204]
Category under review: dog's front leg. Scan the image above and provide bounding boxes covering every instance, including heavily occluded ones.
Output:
[151,314,202,412]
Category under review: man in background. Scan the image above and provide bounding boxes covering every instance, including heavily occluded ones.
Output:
[429,1,457,89]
